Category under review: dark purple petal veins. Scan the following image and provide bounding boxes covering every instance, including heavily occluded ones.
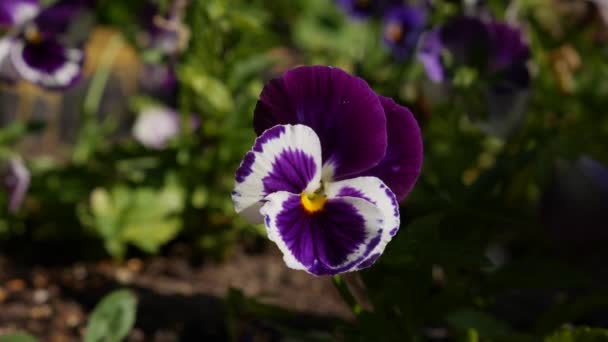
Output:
[22,39,70,73]
[14,38,83,89]
[263,149,318,194]
[254,66,387,179]
[275,196,368,269]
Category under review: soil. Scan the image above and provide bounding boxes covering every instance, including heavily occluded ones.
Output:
[0,245,353,341]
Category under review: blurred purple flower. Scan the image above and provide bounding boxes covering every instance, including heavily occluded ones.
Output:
[336,0,401,19]
[0,0,38,28]
[139,63,178,102]
[0,0,92,89]
[419,17,531,137]
[233,66,423,275]
[418,17,530,86]
[141,0,189,56]
[541,157,608,243]
[132,106,199,150]
[3,157,30,213]
[382,5,427,58]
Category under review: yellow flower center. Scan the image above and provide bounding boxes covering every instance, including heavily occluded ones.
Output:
[301,192,327,214]
[25,25,43,44]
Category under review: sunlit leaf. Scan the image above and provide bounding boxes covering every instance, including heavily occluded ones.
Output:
[84,290,137,342]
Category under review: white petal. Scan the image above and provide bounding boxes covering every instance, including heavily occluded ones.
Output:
[325,176,400,270]
[232,124,322,224]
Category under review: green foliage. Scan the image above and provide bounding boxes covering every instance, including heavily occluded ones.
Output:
[545,327,608,342]
[81,176,185,258]
[84,290,138,342]
[0,333,38,342]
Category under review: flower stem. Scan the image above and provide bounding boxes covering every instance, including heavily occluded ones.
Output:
[331,275,363,316]
[74,34,123,163]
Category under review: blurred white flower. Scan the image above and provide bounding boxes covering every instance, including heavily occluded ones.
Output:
[132,107,180,150]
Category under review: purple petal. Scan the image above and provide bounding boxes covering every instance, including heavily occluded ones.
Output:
[139,63,178,102]
[418,29,445,82]
[254,66,388,180]
[261,191,384,275]
[336,0,374,18]
[541,157,608,242]
[382,5,426,59]
[326,176,400,270]
[439,17,491,69]
[10,38,83,89]
[486,22,529,74]
[3,157,30,213]
[0,0,39,28]
[140,2,182,54]
[361,97,423,201]
[579,156,608,194]
[336,0,400,19]
[34,0,92,39]
[233,124,323,224]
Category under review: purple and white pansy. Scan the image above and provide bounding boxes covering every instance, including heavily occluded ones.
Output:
[233,66,423,276]
[0,0,91,89]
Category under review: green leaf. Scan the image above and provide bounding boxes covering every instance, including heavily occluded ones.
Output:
[545,327,608,342]
[85,180,185,258]
[84,290,137,342]
[446,309,512,339]
[0,332,39,342]
[180,68,234,113]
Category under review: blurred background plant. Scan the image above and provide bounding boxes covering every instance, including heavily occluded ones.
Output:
[1,0,608,341]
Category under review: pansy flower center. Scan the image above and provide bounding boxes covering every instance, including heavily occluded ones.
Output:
[24,25,43,44]
[385,21,404,43]
[301,192,327,214]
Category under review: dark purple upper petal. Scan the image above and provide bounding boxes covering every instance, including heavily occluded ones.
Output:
[254,66,388,179]
[34,0,93,39]
[361,97,423,201]
[0,0,39,28]
[382,5,427,59]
